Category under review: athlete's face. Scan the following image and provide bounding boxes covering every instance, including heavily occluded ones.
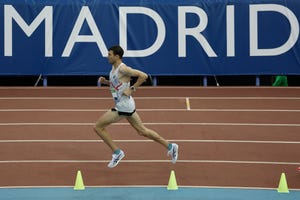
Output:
[107,50,119,64]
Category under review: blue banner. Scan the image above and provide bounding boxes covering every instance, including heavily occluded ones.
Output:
[0,0,300,75]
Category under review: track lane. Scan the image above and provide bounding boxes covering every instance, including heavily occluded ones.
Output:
[0,99,186,109]
[0,111,299,124]
[1,87,300,189]
[0,87,299,97]
[1,142,299,162]
[0,98,299,110]
[0,125,300,141]
[0,163,299,188]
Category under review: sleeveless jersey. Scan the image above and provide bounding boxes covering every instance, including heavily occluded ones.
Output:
[109,63,135,112]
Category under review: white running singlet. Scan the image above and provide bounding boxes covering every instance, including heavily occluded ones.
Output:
[109,63,136,113]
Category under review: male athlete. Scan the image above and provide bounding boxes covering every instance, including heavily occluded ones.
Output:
[94,45,179,168]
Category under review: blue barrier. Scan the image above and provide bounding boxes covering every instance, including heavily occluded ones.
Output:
[0,0,299,76]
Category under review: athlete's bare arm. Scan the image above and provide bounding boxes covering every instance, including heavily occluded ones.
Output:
[120,65,148,96]
[98,65,147,89]
[120,65,148,87]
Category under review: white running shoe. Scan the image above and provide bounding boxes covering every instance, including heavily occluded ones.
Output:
[107,150,125,168]
[167,143,179,164]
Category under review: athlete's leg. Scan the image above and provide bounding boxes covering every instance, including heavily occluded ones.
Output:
[126,111,169,149]
[93,110,124,152]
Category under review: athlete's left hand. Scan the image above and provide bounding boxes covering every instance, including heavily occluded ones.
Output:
[123,88,132,97]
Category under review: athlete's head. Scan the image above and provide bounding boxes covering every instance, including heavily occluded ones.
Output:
[108,45,124,64]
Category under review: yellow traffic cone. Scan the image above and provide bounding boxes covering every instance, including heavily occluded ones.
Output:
[74,170,85,190]
[167,170,178,190]
[277,173,289,193]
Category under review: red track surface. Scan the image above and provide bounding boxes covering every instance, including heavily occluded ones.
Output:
[0,87,299,188]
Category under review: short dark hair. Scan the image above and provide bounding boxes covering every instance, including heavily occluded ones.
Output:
[108,45,124,59]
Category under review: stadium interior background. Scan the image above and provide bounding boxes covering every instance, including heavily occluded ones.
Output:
[0,75,299,87]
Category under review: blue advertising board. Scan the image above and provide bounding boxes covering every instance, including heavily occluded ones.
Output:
[0,0,299,75]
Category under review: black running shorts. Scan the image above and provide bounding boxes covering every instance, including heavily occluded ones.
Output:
[111,108,136,116]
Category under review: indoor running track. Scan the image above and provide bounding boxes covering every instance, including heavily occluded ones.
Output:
[0,87,299,199]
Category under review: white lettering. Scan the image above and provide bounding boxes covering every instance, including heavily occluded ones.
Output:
[226,5,235,57]
[178,6,217,57]
[62,6,107,57]
[4,5,53,57]
[119,7,166,57]
[250,4,299,56]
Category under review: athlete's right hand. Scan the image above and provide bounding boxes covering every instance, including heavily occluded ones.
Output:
[98,77,109,85]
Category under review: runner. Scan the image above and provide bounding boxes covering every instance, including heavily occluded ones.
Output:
[94,45,179,168]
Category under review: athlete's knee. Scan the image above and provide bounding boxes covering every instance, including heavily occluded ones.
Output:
[93,122,106,133]
[93,125,99,133]
[137,127,150,137]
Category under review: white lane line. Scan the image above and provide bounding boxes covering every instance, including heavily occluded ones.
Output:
[0,108,299,112]
[0,139,300,144]
[0,160,299,165]
[0,122,299,127]
[189,97,300,100]
[0,185,299,191]
[185,98,191,110]
[0,97,299,100]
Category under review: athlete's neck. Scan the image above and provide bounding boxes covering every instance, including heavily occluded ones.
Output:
[113,60,122,69]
